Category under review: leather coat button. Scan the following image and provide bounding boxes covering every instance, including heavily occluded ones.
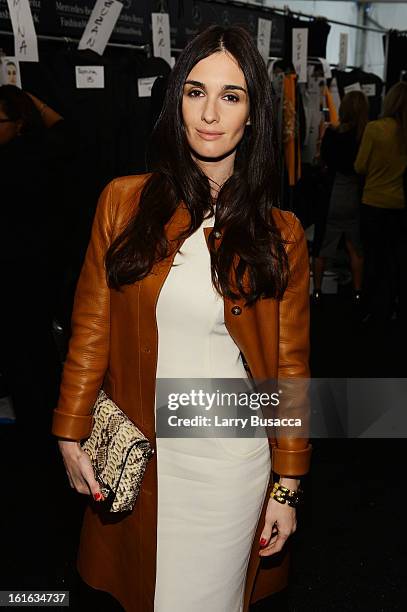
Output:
[231,306,242,315]
[213,230,222,239]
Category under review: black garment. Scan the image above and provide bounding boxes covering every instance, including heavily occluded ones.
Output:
[0,119,76,265]
[0,121,73,430]
[360,204,407,322]
[0,259,61,434]
[333,69,383,120]
[384,31,407,92]
[115,54,172,175]
[17,44,171,331]
[294,163,334,256]
[33,45,171,263]
[285,16,331,60]
[320,126,360,176]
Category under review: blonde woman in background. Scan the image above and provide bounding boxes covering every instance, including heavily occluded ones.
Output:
[355,82,407,324]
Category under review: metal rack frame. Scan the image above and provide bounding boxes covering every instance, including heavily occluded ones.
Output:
[204,0,390,35]
[0,29,151,54]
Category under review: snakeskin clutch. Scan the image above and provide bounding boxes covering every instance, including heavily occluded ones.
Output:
[80,389,154,513]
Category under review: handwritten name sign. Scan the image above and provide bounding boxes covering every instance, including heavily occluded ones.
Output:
[339,33,349,69]
[292,28,308,83]
[257,18,272,65]
[78,0,123,56]
[75,66,105,89]
[6,0,39,62]
[152,12,171,67]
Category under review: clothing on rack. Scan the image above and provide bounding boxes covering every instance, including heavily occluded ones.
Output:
[12,41,169,253]
[269,68,304,189]
[384,30,407,91]
[284,16,331,61]
[300,65,338,165]
[333,68,383,120]
[328,77,341,118]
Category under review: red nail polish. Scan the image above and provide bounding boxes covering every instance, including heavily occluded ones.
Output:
[94,492,103,501]
[259,538,267,546]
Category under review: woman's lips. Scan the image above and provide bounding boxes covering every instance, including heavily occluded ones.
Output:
[196,129,224,141]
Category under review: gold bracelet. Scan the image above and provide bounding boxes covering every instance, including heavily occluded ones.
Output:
[270,481,303,507]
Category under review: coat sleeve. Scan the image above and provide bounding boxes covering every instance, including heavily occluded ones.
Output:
[51,180,116,441]
[271,213,313,477]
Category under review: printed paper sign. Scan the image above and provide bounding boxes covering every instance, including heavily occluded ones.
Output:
[0,56,22,88]
[75,66,105,89]
[257,18,272,64]
[339,33,348,69]
[6,0,39,62]
[152,13,171,67]
[137,76,158,98]
[343,82,362,94]
[78,0,123,56]
[292,28,308,83]
[361,83,376,97]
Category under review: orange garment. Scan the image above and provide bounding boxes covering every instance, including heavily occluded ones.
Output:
[317,86,339,160]
[325,86,339,125]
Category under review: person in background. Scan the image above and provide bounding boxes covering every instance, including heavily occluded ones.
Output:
[354,82,407,324]
[312,91,368,305]
[0,85,71,432]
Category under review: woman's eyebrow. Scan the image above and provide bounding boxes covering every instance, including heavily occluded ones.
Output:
[184,79,247,93]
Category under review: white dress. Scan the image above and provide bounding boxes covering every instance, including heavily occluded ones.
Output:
[153,212,271,612]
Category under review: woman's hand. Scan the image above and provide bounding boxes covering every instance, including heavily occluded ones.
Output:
[58,439,104,502]
[258,477,299,557]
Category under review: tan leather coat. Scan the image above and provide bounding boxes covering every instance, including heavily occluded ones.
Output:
[52,174,312,611]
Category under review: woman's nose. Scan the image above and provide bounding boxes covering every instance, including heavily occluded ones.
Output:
[201,98,219,124]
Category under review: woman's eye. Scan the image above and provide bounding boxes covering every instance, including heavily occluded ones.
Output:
[186,90,239,102]
[187,89,204,98]
[223,94,239,103]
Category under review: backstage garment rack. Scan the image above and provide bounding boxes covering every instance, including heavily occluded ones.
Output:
[1,0,400,80]
[199,0,397,85]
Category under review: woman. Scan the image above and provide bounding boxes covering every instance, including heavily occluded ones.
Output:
[0,85,70,432]
[354,81,407,323]
[312,91,368,304]
[53,26,312,612]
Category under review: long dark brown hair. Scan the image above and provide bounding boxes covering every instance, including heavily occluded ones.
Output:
[337,91,369,142]
[106,25,291,306]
